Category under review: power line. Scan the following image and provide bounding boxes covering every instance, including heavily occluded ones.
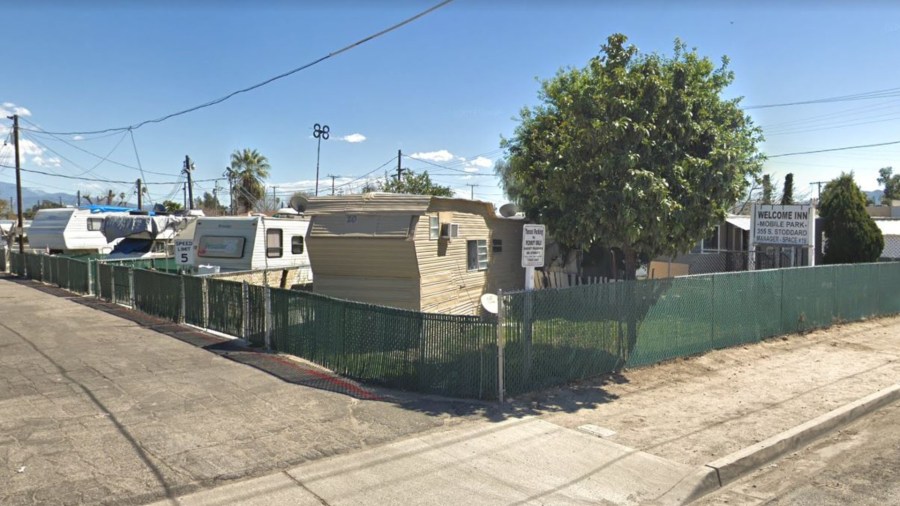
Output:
[22,118,179,176]
[767,139,900,158]
[334,155,398,189]
[25,1,454,136]
[0,163,218,185]
[745,86,900,110]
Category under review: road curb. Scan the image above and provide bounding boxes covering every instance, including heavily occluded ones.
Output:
[706,383,899,488]
[654,383,900,505]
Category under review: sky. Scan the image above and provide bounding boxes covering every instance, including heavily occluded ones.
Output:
[3,0,900,210]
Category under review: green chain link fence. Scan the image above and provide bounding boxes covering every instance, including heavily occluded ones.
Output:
[183,275,205,327]
[133,269,182,322]
[111,265,132,306]
[500,262,900,398]
[269,288,497,399]
[207,278,244,338]
[8,250,900,401]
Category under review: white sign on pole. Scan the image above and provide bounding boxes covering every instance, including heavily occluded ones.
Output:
[174,239,194,266]
[751,204,815,246]
[522,224,546,268]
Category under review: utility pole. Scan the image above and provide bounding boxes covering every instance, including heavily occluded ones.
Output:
[183,182,187,209]
[810,181,828,203]
[136,179,143,210]
[183,155,195,209]
[76,190,81,207]
[466,183,478,200]
[223,167,235,215]
[395,150,404,180]
[327,175,338,195]
[271,186,278,208]
[7,114,24,253]
[212,179,222,215]
[313,123,330,196]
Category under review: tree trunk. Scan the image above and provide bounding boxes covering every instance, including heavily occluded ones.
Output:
[623,244,637,281]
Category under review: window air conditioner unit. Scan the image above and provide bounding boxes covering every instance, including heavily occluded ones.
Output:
[440,223,459,239]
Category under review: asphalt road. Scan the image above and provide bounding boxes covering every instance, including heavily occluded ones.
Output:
[695,401,900,505]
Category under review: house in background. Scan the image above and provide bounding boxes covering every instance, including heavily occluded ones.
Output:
[873,219,900,260]
[649,215,751,278]
[304,193,526,315]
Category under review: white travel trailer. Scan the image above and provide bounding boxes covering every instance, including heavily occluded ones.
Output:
[102,211,203,260]
[190,215,312,282]
[28,206,131,255]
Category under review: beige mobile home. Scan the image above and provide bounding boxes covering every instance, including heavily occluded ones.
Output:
[305,193,526,315]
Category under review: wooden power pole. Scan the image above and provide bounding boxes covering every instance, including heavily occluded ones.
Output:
[6,114,24,253]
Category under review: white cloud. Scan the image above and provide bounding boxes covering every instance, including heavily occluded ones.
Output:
[464,167,480,173]
[470,156,493,168]
[0,102,31,117]
[72,135,84,141]
[32,155,61,168]
[338,133,366,143]
[19,139,44,157]
[410,149,455,163]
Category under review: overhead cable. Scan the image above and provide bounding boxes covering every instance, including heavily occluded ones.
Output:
[23,0,454,136]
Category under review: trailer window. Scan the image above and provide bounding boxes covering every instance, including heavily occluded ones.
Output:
[291,236,304,254]
[87,218,103,231]
[467,240,488,271]
[197,236,245,258]
[429,216,439,240]
[266,228,283,258]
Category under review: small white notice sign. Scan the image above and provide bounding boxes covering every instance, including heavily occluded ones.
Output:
[174,239,194,266]
[522,224,546,268]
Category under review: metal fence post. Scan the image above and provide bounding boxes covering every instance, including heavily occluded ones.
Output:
[264,285,272,351]
[179,275,187,324]
[242,281,250,341]
[86,259,93,296]
[128,268,135,308]
[497,289,505,403]
[201,277,209,329]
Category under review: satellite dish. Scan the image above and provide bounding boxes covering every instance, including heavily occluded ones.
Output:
[289,194,310,212]
[499,203,518,217]
[480,293,499,314]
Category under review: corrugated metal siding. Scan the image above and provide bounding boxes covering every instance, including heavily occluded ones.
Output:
[310,214,414,238]
[307,237,418,278]
[417,211,490,315]
[312,275,420,310]
[307,236,421,309]
[306,193,431,215]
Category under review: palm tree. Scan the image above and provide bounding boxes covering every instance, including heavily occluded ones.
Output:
[229,148,271,213]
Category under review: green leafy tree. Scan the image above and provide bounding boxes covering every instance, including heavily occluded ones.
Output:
[761,174,773,205]
[820,172,883,264]
[500,33,764,278]
[780,173,794,205]
[229,148,271,213]
[194,191,225,215]
[380,170,454,197]
[162,200,184,213]
[877,166,900,203]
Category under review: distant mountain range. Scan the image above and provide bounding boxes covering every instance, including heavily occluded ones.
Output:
[0,182,140,209]
[0,181,79,209]
[865,190,884,205]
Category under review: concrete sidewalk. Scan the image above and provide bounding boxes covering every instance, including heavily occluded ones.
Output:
[2,275,898,505]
